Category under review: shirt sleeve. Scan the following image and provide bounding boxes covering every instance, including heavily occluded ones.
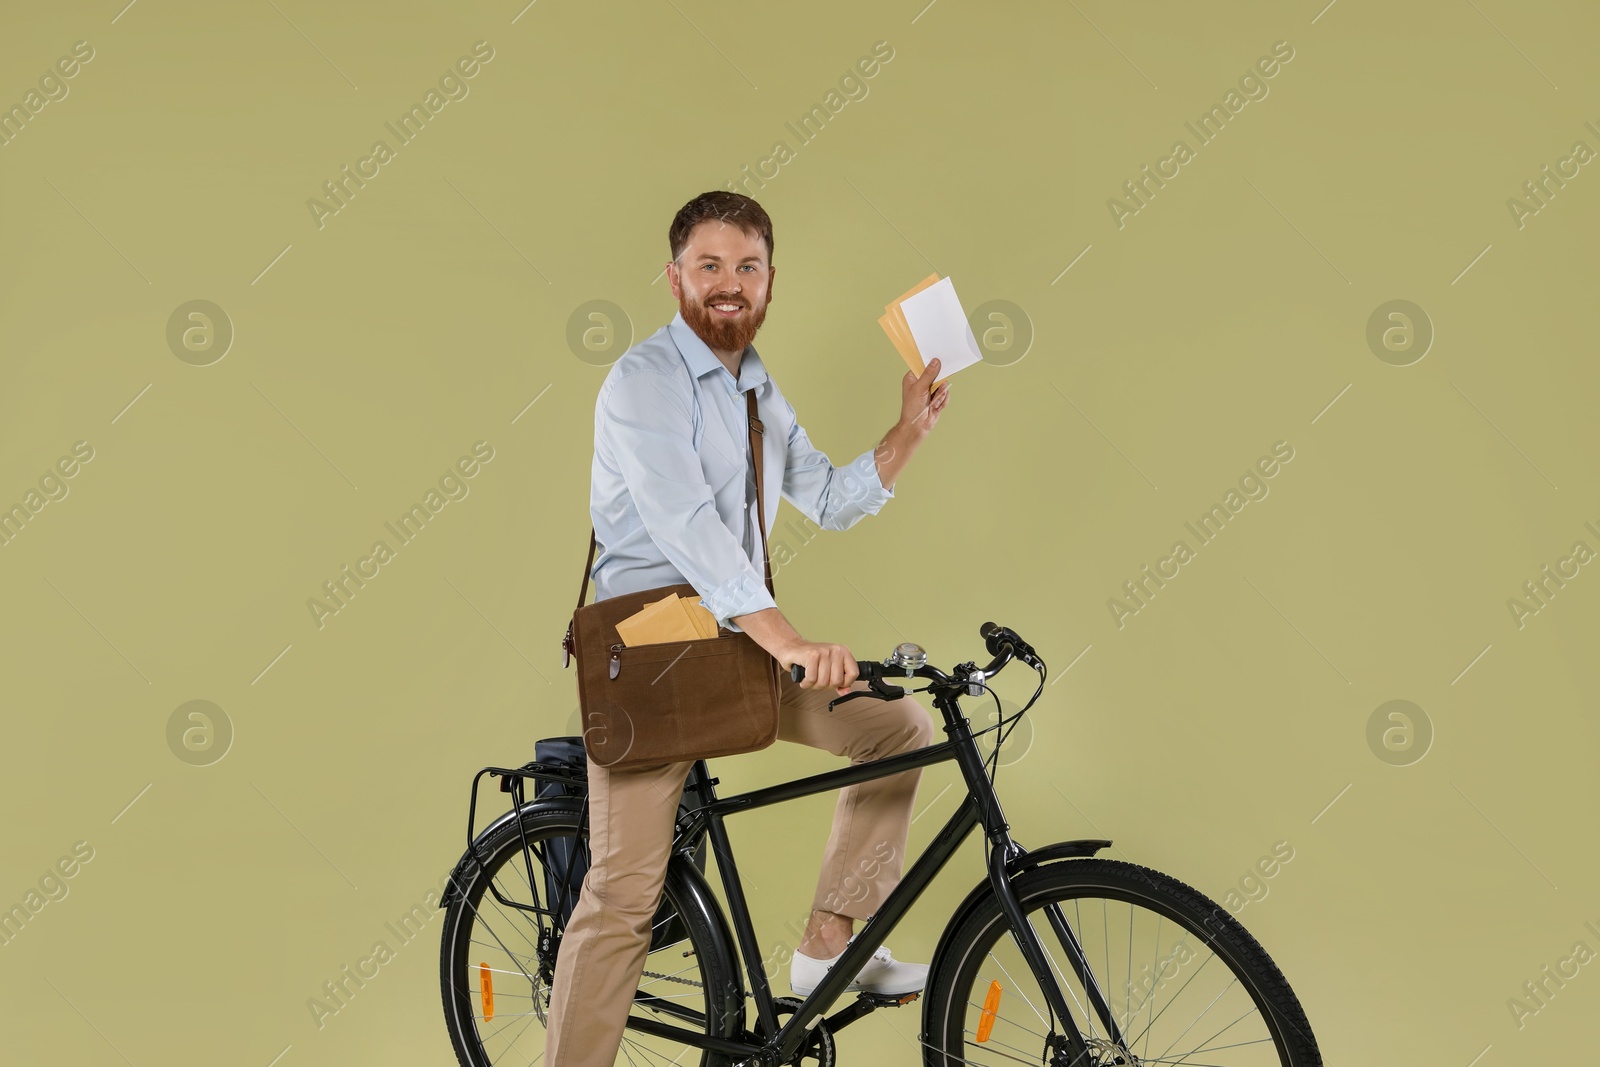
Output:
[598,369,777,631]
[779,393,894,531]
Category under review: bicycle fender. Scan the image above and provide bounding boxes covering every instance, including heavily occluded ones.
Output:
[665,848,748,1035]
[921,838,1112,1031]
[1007,838,1112,872]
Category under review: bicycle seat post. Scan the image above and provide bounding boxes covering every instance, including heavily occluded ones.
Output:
[685,759,715,803]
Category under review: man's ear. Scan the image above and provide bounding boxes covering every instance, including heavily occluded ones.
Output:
[666,261,680,299]
[766,264,775,302]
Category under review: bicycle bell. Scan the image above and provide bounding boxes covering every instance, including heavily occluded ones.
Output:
[886,642,926,672]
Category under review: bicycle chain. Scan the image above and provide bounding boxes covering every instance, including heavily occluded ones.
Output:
[640,968,704,989]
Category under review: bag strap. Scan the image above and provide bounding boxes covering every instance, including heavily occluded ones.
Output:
[570,386,774,622]
[747,387,775,596]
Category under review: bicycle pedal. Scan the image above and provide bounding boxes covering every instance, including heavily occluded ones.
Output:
[859,990,920,1007]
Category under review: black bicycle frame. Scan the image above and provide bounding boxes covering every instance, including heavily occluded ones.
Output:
[623,683,1099,1063]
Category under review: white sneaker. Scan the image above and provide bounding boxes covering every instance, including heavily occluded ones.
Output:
[789,939,929,997]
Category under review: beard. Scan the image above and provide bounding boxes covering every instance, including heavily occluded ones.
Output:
[679,289,768,356]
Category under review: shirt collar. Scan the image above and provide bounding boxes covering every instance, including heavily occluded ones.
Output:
[668,310,769,393]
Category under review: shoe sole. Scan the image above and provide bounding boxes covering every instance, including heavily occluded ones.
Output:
[789,981,926,997]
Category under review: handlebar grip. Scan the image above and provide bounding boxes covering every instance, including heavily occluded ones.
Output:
[789,661,877,685]
[980,620,1039,668]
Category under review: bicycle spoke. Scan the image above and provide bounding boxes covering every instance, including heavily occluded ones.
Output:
[1140,912,1163,1050]
[963,997,1048,1041]
[485,1008,541,1062]
[1126,945,1223,1048]
[1156,1001,1257,1067]
[1038,899,1111,1044]
[460,895,539,988]
[486,872,548,954]
[986,951,1049,1029]
[1148,974,1238,1062]
[468,946,541,973]
[479,1001,540,1056]
[907,1023,1032,1067]
[1039,930,1096,1044]
[1108,895,1119,1033]
[482,871,545,947]
[960,1032,1050,1067]
[470,1009,548,1022]
[960,1023,1049,1062]
[1071,895,1096,1044]
[1138,1034,1278,1063]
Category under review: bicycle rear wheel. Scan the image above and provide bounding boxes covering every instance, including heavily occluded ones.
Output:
[438,801,742,1066]
[922,859,1320,1066]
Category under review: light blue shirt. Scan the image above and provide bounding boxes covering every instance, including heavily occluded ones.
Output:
[589,310,894,631]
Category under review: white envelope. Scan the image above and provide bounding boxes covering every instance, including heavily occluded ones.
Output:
[899,276,983,381]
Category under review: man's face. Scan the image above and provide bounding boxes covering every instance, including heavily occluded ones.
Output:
[667,220,774,357]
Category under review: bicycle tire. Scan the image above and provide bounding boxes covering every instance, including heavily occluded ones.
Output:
[439,801,743,1066]
[922,858,1321,1067]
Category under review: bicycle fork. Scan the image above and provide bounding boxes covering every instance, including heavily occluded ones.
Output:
[944,698,1133,1066]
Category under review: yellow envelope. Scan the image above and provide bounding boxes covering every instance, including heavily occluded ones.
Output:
[878,272,949,388]
[682,597,719,638]
[615,594,689,646]
[661,594,718,640]
[616,594,720,646]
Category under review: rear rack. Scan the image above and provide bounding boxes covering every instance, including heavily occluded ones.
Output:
[466,760,587,849]
[451,759,589,917]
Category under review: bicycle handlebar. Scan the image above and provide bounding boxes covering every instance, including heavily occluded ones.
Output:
[788,622,1039,696]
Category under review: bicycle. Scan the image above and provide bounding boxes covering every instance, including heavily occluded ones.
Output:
[438,622,1323,1066]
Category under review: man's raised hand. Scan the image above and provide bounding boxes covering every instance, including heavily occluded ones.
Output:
[901,358,951,436]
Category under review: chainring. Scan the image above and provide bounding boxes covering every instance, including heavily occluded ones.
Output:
[770,996,836,1067]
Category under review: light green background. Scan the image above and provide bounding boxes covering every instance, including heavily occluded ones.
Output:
[2,0,1597,1062]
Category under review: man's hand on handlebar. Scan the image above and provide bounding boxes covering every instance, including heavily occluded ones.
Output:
[784,623,1040,713]
[781,641,859,695]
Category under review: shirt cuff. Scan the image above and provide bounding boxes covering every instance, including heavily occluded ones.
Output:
[845,448,894,511]
[697,569,778,632]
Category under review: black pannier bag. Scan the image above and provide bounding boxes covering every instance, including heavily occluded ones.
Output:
[532,736,709,951]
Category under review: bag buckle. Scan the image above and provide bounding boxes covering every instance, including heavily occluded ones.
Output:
[561,620,574,668]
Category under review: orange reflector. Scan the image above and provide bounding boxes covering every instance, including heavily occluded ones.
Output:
[976,980,1002,1042]
[479,962,495,1021]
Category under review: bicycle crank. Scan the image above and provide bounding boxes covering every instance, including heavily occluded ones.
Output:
[768,997,835,1067]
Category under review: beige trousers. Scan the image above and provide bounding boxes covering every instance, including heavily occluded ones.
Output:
[544,670,937,1065]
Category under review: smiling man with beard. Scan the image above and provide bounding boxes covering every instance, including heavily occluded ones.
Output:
[544,190,950,1064]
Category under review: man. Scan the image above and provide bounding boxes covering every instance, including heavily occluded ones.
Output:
[546,190,951,1063]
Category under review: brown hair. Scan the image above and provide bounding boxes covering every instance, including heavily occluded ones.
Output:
[668,191,774,266]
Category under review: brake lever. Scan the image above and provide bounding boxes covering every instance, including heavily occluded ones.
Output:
[825,674,907,711]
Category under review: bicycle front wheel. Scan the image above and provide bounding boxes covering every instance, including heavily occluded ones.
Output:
[438,801,742,1067]
[923,858,1321,1067]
